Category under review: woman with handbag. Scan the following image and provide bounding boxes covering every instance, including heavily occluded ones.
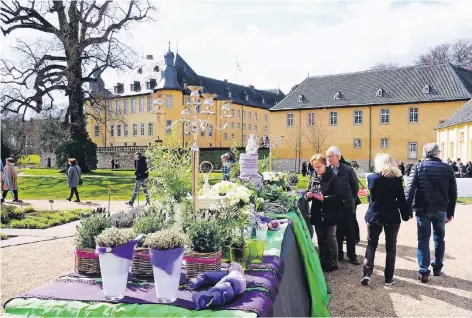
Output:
[306,154,343,272]
[66,158,81,202]
[361,153,411,286]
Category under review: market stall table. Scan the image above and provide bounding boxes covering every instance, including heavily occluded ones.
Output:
[3,211,330,317]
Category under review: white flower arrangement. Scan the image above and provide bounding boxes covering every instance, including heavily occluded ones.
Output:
[211,181,238,196]
[262,171,288,183]
[226,185,252,206]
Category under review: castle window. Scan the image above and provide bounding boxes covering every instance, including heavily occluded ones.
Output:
[228,91,232,98]
[422,85,431,94]
[334,92,341,100]
[376,88,383,97]
[244,94,249,101]
[298,94,304,102]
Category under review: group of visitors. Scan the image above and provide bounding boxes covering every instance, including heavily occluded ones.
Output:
[447,158,472,177]
[301,161,314,177]
[305,142,457,287]
[306,146,362,272]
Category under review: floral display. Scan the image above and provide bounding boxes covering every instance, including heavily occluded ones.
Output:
[211,181,238,196]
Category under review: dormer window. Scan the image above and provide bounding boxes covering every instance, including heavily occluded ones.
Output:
[261,96,265,103]
[114,83,124,94]
[137,67,143,74]
[146,78,156,90]
[244,94,249,101]
[298,94,304,103]
[334,91,341,100]
[376,88,383,97]
[183,82,188,89]
[227,91,232,98]
[423,85,431,94]
[130,81,140,92]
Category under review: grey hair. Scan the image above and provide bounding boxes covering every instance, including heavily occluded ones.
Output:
[326,146,341,158]
[422,143,440,159]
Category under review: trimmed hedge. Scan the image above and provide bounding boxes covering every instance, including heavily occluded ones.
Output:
[4,208,91,229]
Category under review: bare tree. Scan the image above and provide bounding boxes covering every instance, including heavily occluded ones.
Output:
[417,40,472,69]
[285,125,302,172]
[302,113,329,154]
[370,62,399,70]
[1,113,36,157]
[1,0,154,170]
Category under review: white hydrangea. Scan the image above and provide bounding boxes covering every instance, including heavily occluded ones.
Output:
[262,171,286,182]
[226,185,252,206]
[211,181,238,195]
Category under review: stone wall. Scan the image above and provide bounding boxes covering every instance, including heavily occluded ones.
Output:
[96,146,146,169]
[39,152,56,168]
[272,158,372,173]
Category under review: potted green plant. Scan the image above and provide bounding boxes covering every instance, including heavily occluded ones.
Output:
[143,229,186,303]
[230,235,248,267]
[185,218,224,278]
[131,211,166,277]
[74,213,112,275]
[95,228,141,300]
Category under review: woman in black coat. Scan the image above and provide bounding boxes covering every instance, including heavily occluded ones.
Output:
[306,154,343,272]
[362,153,411,286]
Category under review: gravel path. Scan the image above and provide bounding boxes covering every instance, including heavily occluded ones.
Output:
[1,205,471,316]
[324,204,472,317]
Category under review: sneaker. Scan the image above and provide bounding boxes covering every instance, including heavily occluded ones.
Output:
[350,258,361,265]
[384,278,395,286]
[125,201,133,207]
[360,276,371,286]
[418,273,429,283]
[74,199,80,203]
[66,198,71,201]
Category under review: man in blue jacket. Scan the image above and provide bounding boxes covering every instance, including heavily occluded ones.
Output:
[405,143,457,283]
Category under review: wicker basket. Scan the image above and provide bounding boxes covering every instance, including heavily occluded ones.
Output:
[132,248,153,278]
[75,248,100,276]
[184,250,222,279]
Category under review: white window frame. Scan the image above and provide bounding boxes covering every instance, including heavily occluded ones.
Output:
[148,122,153,136]
[139,96,144,112]
[131,98,136,113]
[353,110,363,125]
[124,100,129,114]
[380,138,388,149]
[166,95,172,108]
[110,125,114,137]
[409,107,419,124]
[329,111,338,126]
[255,113,258,121]
[147,96,152,112]
[224,133,228,140]
[140,123,145,136]
[248,124,251,131]
[254,124,258,130]
[237,110,241,118]
[408,142,418,159]
[249,112,252,120]
[264,126,268,133]
[308,113,315,126]
[208,125,213,137]
[94,125,100,137]
[287,113,294,127]
[231,133,235,140]
[115,101,120,114]
[133,124,137,136]
[298,94,303,102]
[237,123,241,129]
[380,109,390,124]
[354,138,361,149]
[264,114,268,122]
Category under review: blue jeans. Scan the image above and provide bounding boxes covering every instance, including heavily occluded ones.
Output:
[130,178,150,205]
[416,212,447,276]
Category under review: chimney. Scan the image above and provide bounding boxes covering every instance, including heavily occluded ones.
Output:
[249,85,255,89]
[137,67,143,74]
[146,54,153,60]
[224,79,228,82]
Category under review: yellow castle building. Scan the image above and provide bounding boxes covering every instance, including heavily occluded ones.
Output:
[270,64,472,170]
[86,46,285,151]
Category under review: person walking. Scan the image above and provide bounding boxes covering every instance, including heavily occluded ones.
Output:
[405,143,457,283]
[221,154,231,181]
[361,153,411,286]
[326,146,361,265]
[398,161,406,176]
[306,154,343,272]
[111,158,115,169]
[1,158,19,203]
[301,161,308,177]
[66,158,81,202]
[126,152,150,207]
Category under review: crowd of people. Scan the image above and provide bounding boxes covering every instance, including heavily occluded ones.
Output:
[304,143,457,286]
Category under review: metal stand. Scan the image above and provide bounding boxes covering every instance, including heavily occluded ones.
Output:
[192,147,200,215]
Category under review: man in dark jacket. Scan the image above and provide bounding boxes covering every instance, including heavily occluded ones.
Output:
[326,146,360,265]
[405,143,457,283]
[126,152,150,207]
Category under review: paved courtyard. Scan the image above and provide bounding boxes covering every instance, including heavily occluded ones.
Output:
[1,204,471,316]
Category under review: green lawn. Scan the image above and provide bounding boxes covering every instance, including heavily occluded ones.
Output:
[13,170,471,204]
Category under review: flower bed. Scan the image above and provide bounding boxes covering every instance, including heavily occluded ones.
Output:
[1,205,92,229]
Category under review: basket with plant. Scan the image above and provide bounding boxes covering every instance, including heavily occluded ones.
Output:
[185,218,224,279]
[74,213,112,275]
[131,210,166,277]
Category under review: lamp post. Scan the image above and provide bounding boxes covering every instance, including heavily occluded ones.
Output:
[263,134,285,171]
[153,86,233,214]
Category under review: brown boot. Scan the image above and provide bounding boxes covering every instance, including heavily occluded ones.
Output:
[418,273,429,283]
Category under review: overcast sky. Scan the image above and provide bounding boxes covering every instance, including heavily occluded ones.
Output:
[2,0,472,98]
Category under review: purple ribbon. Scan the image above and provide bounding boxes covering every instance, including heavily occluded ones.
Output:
[149,247,184,275]
[95,236,142,261]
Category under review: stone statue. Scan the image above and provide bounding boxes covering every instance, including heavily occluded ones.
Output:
[245,134,259,155]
